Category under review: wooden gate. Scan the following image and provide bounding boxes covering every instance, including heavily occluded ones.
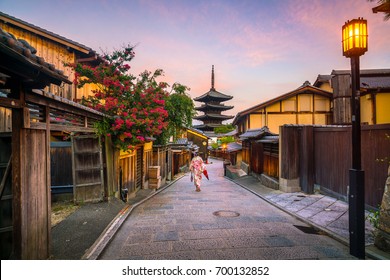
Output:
[250,141,263,174]
[50,141,73,197]
[0,134,12,259]
[263,142,279,178]
[72,135,104,203]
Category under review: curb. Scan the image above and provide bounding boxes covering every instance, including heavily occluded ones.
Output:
[82,174,185,260]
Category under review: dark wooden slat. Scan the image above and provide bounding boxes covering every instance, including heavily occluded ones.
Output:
[0,153,11,198]
[0,96,21,108]
[26,91,104,120]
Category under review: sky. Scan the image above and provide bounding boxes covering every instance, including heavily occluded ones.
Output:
[1,0,389,122]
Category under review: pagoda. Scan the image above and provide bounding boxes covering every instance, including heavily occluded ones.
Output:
[193,65,234,135]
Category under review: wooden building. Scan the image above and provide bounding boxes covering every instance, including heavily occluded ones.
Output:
[118,144,147,197]
[0,29,105,259]
[233,69,389,207]
[329,69,390,125]
[232,81,333,135]
[238,127,279,189]
[193,66,234,136]
[0,12,108,202]
[186,127,209,160]
[170,127,209,176]
[0,11,99,102]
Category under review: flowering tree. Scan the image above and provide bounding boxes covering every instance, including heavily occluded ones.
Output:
[66,45,169,151]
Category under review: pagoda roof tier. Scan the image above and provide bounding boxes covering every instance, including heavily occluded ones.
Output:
[192,123,224,130]
[193,113,234,121]
[195,103,234,112]
[194,89,233,103]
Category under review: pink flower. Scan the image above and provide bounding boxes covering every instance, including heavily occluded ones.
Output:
[125,119,134,128]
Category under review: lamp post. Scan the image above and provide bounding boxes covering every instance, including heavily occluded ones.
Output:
[342,17,368,259]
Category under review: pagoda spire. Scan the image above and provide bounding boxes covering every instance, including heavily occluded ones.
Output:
[211,65,215,90]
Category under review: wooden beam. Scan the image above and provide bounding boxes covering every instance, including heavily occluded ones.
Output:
[30,122,96,133]
[0,96,21,108]
[45,105,51,250]
[26,91,104,120]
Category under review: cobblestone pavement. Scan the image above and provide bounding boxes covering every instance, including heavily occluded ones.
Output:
[98,160,356,260]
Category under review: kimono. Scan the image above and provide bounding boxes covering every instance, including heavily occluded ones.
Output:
[189,156,206,191]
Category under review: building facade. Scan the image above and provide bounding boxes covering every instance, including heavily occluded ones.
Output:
[233,81,333,134]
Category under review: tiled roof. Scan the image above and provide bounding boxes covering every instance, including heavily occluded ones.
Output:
[256,135,279,143]
[239,127,272,139]
[313,74,332,87]
[195,103,234,112]
[361,76,390,89]
[226,142,242,152]
[193,113,234,120]
[193,123,224,128]
[0,27,71,88]
[194,89,233,102]
[331,69,390,76]
[223,129,238,136]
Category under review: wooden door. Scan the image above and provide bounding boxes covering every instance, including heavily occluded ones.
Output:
[50,141,73,196]
[250,141,263,174]
[72,135,104,203]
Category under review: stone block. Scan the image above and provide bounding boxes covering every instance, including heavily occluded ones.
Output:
[279,177,301,193]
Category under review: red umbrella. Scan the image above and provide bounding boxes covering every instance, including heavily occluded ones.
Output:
[203,169,209,180]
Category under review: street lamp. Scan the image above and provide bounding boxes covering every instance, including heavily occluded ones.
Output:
[342,17,368,259]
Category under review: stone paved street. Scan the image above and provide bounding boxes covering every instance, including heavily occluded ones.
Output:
[98,159,356,260]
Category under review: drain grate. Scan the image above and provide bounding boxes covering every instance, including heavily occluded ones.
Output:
[294,225,323,235]
[213,210,240,217]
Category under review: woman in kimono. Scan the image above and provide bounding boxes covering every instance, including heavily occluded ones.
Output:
[189,152,206,192]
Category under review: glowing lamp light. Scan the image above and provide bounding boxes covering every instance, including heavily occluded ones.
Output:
[342,17,368,57]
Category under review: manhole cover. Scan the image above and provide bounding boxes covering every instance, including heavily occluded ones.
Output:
[213,210,240,217]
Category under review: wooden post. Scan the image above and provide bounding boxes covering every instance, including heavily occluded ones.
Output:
[45,105,51,257]
[279,125,301,192]
[299,126,314,193]
[12,87,51,259]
